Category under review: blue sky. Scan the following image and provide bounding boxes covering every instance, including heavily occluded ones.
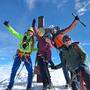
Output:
[0,0,90,67]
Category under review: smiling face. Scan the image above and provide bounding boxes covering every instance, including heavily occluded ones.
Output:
[50,28,57,35]
[37,28,45,37]
[37,30,43,37]
[44,36,53,47]
[64,38,71,47]
[45,37,50,43]
[27,30,34,36]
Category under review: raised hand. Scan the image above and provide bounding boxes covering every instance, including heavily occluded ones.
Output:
[3,21,9,26]
[32,19,36,28]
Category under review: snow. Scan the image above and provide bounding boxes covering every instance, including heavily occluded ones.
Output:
[0,65,72,90]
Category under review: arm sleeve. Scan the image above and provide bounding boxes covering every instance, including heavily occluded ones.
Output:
[4,24,22,39]
[74,45,86,61]
[34,28,41,40]
[61,19,78,35]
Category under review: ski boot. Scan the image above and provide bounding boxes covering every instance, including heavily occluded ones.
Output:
[26,87,31,90]
[42,87,47,90]
[42,84,47,90]
[47,83,53,89]
[6,88,12,90]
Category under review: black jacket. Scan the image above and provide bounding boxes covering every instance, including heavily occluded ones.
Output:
[61,43,86,71]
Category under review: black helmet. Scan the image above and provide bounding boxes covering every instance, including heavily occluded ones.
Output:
[53,26,60,31]
[63,35,71,43]
[48,25,60,31]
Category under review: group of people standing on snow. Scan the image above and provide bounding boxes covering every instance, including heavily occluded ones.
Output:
[3,15,90,90]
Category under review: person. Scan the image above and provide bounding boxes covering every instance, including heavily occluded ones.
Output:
[32,18,53,90]
[3,21,35,90]
[61,35,90,90]
[44,28,55,68]
[50,16,79,86]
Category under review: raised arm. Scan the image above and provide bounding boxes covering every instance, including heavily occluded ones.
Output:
[3,21,22,39]
[61,16,79,35]
[32,19,42,39]
[32,19,37,34]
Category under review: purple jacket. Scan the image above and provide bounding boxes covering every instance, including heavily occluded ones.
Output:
[35,31,51,61]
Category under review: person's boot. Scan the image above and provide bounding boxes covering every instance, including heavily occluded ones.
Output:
[47,83,53,89]
[65,84,70,88]
[6,88,12,90]
[26,87,31,90]
[43,83,47,90]
[42,86,47,90]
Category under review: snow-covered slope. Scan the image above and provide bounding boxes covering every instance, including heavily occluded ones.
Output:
[0,65,72,90]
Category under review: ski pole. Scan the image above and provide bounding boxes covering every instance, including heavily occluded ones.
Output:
[72,13,86,27]
[16,63,24,79]
[32,61,38,90]
[0,64,25,84]
[0,79,8,84]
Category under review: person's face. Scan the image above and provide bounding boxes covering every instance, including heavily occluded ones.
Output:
[28,31,34,36]
[45,37,52,47]
[45,37,50,43]
[51,29,57,35]
[64,39,71,47]
[54,29,57,33]
[38,30,43,37]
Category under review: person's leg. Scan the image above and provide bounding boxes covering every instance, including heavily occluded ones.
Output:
[59,52,70,85]
[79,64,90,90]
[62,66,70,84]
[44,62,51,84]
[24,57,33,89]
[7,54,21,89]
[71,71,80,90]
[71,81,80,90]
[37,57,48,88]
[44,62,52,89]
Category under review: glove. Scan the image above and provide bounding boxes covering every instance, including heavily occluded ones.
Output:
[3,21,9,26]
[32,19,36,27]
[75,16,79,20]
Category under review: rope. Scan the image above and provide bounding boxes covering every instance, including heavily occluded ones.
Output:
[0,79,8,84]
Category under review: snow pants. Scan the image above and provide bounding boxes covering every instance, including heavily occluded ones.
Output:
[37,56,51,87]
[71,64,90,90]
[59,51,70,84]
[7,54,33,89]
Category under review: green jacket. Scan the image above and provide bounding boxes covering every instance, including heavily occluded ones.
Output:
[61,43,86,71]
[4,24,34,54]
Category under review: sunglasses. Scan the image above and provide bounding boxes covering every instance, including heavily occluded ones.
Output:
[64,38,71,42]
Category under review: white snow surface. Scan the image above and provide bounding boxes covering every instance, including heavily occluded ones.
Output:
[0,65,72,90]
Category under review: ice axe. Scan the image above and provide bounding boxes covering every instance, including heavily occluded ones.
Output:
[72,13,86,27]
